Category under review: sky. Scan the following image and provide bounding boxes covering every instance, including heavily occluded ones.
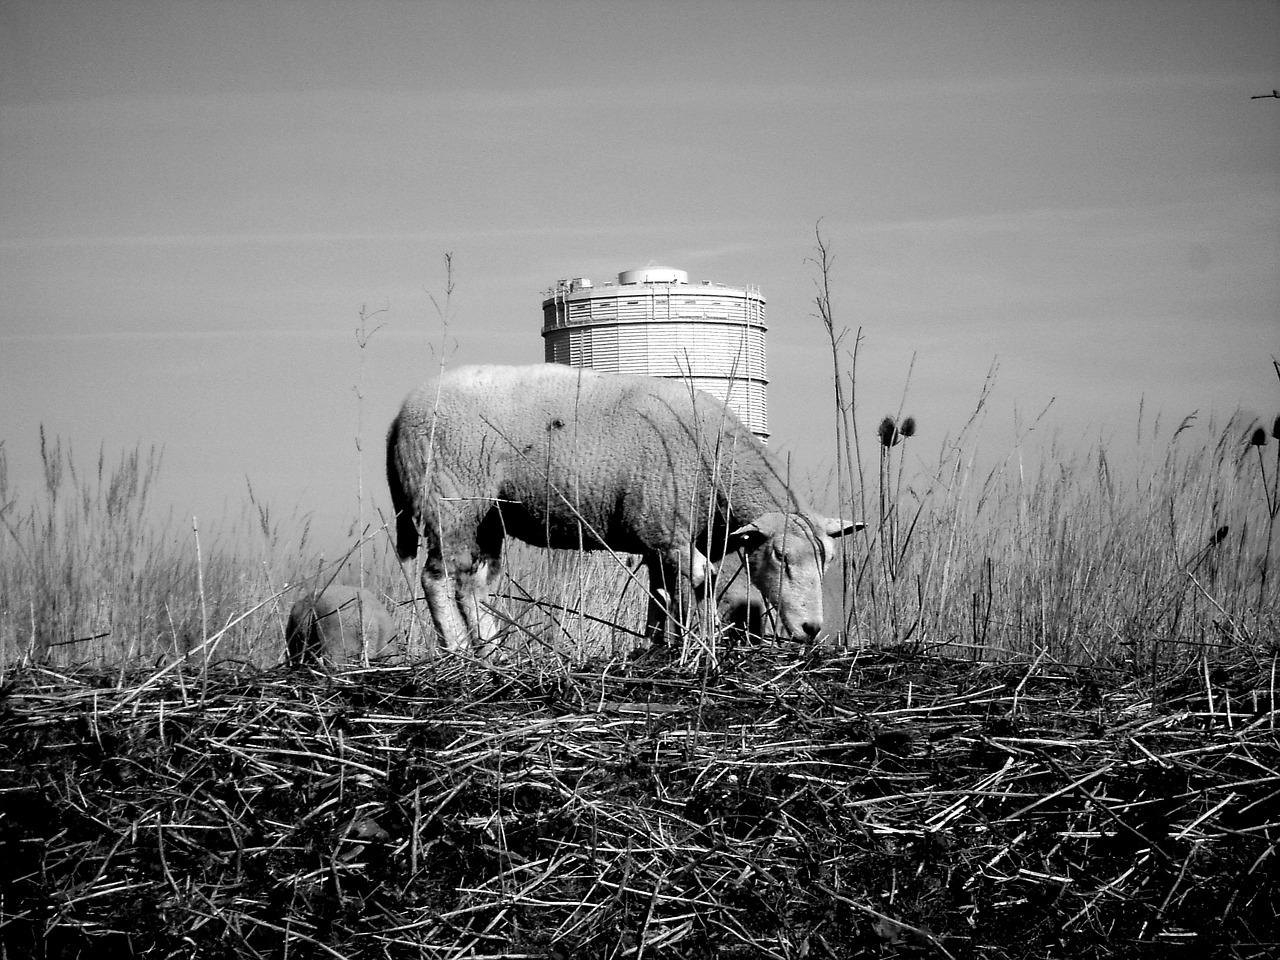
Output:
[1,0,1277,559]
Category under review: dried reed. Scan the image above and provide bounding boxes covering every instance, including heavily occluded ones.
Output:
[2,646,1275,958]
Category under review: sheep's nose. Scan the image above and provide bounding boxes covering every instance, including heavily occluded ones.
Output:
[801,621,820,641]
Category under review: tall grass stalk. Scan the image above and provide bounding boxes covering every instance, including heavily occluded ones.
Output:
[1248,360,1280,627]
[351,303,389,660]
[809,227,865,641]
[385,253,460,658]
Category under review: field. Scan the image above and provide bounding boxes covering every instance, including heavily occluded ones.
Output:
[3,645,1277,960]
[1,347,1277,957]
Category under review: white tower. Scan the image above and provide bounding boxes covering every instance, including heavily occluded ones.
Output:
[541,266,769,440]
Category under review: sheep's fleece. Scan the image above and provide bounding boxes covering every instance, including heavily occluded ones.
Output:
[387,363,859,653]
[285,584,399,666]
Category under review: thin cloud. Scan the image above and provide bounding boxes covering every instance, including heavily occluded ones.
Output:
[848,194,1277,240]
[0,224,678,251]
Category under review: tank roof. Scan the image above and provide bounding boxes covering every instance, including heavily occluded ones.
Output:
[618,266,688,285]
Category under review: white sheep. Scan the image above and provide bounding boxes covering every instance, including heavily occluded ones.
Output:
[386,364,861,655]
[285,584,400,666]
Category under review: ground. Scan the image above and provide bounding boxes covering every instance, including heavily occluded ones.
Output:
[1,646,1276,958]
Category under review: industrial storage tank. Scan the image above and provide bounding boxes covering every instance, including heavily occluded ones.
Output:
[541,266,769,440]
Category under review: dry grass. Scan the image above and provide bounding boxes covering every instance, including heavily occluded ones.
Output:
[5,392,1275,677]
[816,338,1279,677]
[832,403,1280,667]
[2,645,1276,958]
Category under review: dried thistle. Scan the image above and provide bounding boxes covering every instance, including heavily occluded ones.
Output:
[1250,427,1268,447]
[901,415,917,438]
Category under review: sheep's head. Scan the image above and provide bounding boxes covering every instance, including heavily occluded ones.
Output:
[726,513,863,641]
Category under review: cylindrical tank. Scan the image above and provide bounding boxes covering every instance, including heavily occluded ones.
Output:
[541,266,769,440]
[617,266,688,286]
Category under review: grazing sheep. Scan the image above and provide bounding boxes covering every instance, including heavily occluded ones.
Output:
[285,584,399,666]
[386,364,862,655]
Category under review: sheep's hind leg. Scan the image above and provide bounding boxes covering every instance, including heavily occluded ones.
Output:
[458,512,504,661]
[456,558,502,661]
[644,555,687,648]
[421,560,472,654]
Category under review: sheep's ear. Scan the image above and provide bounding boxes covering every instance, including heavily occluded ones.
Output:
[727,523,768,553]
[824,518,865,538]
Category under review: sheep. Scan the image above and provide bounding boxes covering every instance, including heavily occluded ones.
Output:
[712,549,768,644]
[285,584,399,666]
[386,363,862,655]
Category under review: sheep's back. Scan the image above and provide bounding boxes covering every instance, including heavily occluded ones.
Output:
[399,365,798,547]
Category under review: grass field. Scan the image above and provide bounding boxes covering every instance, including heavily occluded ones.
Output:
[1,340,1276,956]
[2,359,1275,674]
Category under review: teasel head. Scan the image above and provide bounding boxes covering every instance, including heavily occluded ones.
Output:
[1272,414,1280,440]
[878,414,917,448]
[878,416,900,448]
[1210,525,1229,547]
[1250,426,1268,448]
[875,419,896,450]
